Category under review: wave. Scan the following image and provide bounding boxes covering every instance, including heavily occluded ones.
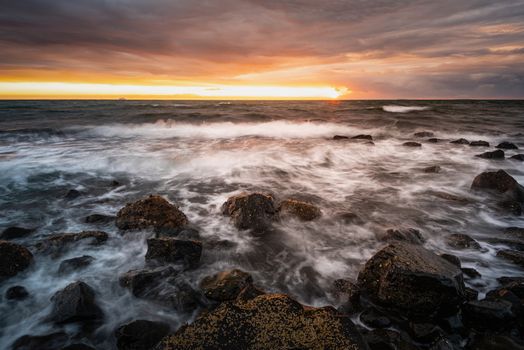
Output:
[383,105,430,113]
[83,120,370,139]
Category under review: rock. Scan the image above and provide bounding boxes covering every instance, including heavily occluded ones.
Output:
[0,240,33,279]
[382,228,425,245]
[115,319,170,350]
[156,293,368,350]
[278,199,321,221]
[363,329,418,350]
[335,211,364,225]
[496,142,518,150]
[503,226,524,239]
[12,332,69,350]
[1,226,35,240]
[49,281,104,324]
[414,131,434,138]
[84,214,114,224]
[352,134,373,140]
[498,199,522,215]
[5,285,29,300]
[116,195,188,232]
[145,238,202,268]
[440,253,461,267]
[236,284,266,302]
[471,169,524,201]
[35,231,108,255]
[57,255,95,275]
[119,266,178,298]
[470,140,490,147]
[497,249,524,268]
[158,227,201,240]
[333,279,361,309]
[461,267,481,279]
[200,269,253,302]
[65,189,83,200]
[359,308,391,328]
[450,138,469,145]
[511,154,524,161]
[357,243,465,319]
[222,193,276,232]
[476,150,505,159]
[497,276,524,287]
[333,135,349,140]
[446,234,482,250]
[61,344,96,350]
[464,287,479,301]
[428,138,440,143]
[402,141,421,147]
[407,322,441,343]
[462,299,515,331]
[466,333,524,350]
[423,165,441,173]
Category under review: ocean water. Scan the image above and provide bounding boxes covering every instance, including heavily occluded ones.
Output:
[0,100,523,348]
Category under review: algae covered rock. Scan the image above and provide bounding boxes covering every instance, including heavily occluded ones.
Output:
[278,198,321,221]
[200,269,253,302]
[222,192,276,232]
[0,240,33,279]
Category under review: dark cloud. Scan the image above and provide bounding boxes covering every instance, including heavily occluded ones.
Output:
[0,0,523,97]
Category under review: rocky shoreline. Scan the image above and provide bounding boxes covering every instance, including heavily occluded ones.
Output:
[1,134,524,350]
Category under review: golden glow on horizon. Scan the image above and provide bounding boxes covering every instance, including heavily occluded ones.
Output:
[0,82,348,100]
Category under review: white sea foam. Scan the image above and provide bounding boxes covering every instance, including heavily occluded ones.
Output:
[383,105,430,113]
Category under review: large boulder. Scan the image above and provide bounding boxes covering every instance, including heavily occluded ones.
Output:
[35,231,108,256]
[49,281,104,324]
[496,141,518,150]
[1,226,35,240]
[145,238,202,268]
[470,140,490,147]
[200,269,253,302]
[357,243,465,319]
[471,169,524,201]
[221,193,276,232]
[156,293,368,350]
[0,240,33,279]
[115,319,170,350]
[57,255,95,275]
[278,199,321,221]
[116,195,188,232]
[476,150,505,159]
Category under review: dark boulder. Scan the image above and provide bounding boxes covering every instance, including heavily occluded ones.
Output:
[465,287,479,301]
[119,266,178,298]
[511,154,524,161]
[357,243,465,319]
[471,169,524,201]
[278,199,321,221]
[382,228,425,245]
[200,269,253,302]
[446,234,482,250]
[5,285,29,300]
[451,138,469,145]
[466,333,524,350]
[57,255,95,275]
[116,195,188,232]
[0,240,33,279]
[145,238,202,268]
[470,140,490,147]
[496,142,518,150]
[461,267,481,279]
[440,253,461,267]
[222,192,276,232]
[476,150,505,159]
[49,281,104,324]
[402,142,421,147]
[115,319,170,350]
[407,322,442,343]
[12,332,69,350]
[423,165,441,173]
[156,293,368,350]
[35,231,108,256]
[497,249,524,268]
[414,131,434,138]
[504,226,524,239]
[462,299,515,331]
[352,134,373,140]
[359,308,391,328]
[333,135,349,140]
[84,214,114,224]
[1,226,35,240]
[498,199,522,215]
[333,279,361,310]
[363,329,418,350]
[428,138,440,143]
[65,189,83,200]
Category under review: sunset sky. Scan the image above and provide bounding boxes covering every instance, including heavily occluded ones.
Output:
[1,0,523,99]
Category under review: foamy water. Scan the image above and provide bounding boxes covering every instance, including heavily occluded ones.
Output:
[0,100,523,348]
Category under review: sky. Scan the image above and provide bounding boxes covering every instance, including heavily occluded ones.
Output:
[1,0,524,99]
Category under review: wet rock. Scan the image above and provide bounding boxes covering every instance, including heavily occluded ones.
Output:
[470,140,490,147]
[476,149,505,159]
[5,285,29,300]
[35,231,108,256]
[503,226,524,239]
[461,267,481,279]
[352,134,373,140]
[0,240,33,279]
[335,211,364,225]
[498,199,522,215]
[496,141,518,150]
[200,269,253,302]
[511,154,524,161]
[440,253,461,267]
[464,287,479,301]
[333,279,361,310]
[58,255,95,275]
[333,135,349,140]
[157,293,368,350]
[84,214,114,224]
[423,165,441,173]
[462,299,515,331]
[115,319,170,350]
[158,227,200,240]
[414,131,434,138]
[65,189,83,200]
[382,228,425,245]
[402,141,421,147]
[120,266,178,297]
[497,276,524,287]
[278,198,321,221]
[221,192,276,233]
[49,281,104,324]
[12,332,69,350]
[357,243,465,319]
[1,226,35,240]
[450,138,469,145]
[116,195,188,232]
[363,329,418,350]
[466,333,524,350]
[497,249,524,268]
[446,234,482,250]
[236,283,265,302]
[145,238,202,268]
[408,322,441,343]
[360,308,391,328]
[471,169,524,201]
[428,138,440,143]
[61,344,96,350]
